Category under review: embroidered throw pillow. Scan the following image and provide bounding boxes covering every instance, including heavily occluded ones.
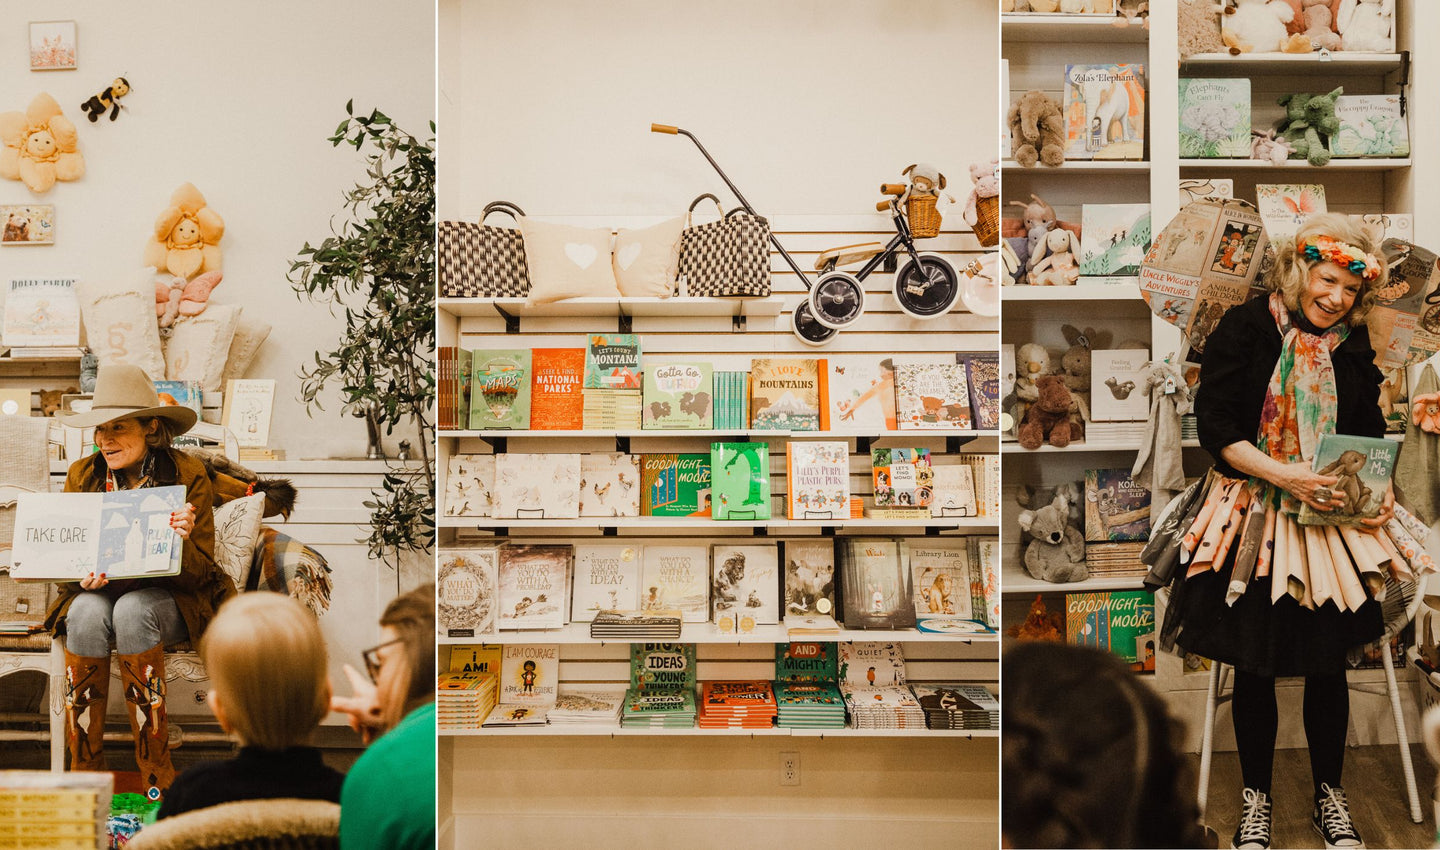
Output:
[76,269,166,379]
[212,492,265,590]
[165,304,240,392]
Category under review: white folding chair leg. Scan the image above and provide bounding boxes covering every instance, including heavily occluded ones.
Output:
[1381,649,1424,823]
[1198,661,1223,818]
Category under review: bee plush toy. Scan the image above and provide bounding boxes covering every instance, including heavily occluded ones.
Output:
[80,77,130,122]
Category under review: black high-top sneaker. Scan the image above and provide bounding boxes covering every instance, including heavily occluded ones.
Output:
[1232,787,1272,850]
[1312,783,1364,848]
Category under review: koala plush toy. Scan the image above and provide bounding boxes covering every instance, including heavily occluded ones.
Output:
[1017,486,1088,583]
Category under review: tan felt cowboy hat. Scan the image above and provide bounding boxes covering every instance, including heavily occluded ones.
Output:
[55,363,198,433]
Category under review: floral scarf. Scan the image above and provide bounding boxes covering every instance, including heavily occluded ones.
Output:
[1255,292,1349,513]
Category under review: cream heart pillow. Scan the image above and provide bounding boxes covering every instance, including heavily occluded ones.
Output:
[518,219,620,305]
[613,217,684,298]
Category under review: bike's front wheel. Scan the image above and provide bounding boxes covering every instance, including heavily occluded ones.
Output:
[893,253,961,319]
[791,300,839,346]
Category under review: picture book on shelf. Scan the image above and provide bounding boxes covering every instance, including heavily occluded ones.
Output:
[775,642,839,682]
[491,453,581,519]
[443,453,493,518]
[1297,434,1399,526]
[974,537,1001,627]
[579,452,640,517]
[1066,591,1155,668]
[642,362,713,429]
[457,348,472,430]
[1255,184,1326,241]
[785,441,850,520]
[640,545,709,623]
[470,349,531,430]
[1330,95,1409,158]
[711,441,772,520]
[838,641,907,686]
[584,333,642,389]
[750,358,825,431]
[871,448,932,508]
[783,539,835,617]
[839,539,915,630]
[713,370,749,429]
[448,644,503,676]
[711,544,780,626]
[497,644,560,704]
[826,358,896,432]
[4,278,79,348]
[497,545,571,630]
[570,544,642,623]
[1063,63,1146,161]
[1350,213,1412,248]
[153,380,203,446]
[529,348,584,430]
[1089,349,1151,422]
[1178,178,1234,204]
[221,379,275,449]
[639,453,711,517]
[959,353,999,431]
[1178,78,1251,158]
[1084,468,1152,542]
[630,643,697,692]
[1079,205,1151,284]
[910,543,970,620]
[437,546,499,638]
[929,463,976,518]
[893,361,969,429]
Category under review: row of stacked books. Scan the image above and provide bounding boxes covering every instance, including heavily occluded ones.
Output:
[437,333,1001,432]
[1179,78,1407,160]
[1084,468,1152,581]
[436,537,1001,637]
[625,643,697,728]
[444,447,999,521]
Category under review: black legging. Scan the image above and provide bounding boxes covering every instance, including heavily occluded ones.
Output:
[1231,668,1348,797]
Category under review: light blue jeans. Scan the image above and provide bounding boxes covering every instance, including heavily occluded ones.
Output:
[65,588,188,657]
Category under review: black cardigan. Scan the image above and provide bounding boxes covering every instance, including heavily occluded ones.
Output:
[1196,296,1385,478]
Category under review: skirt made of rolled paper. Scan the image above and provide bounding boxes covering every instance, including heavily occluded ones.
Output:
[1144,470,1437,677]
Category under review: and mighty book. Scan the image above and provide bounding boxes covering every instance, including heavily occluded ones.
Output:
[529,348,584,430]
[711,441,772,520]
[785,441,850,520]
[639,453,711,516]
[470,349,531,430]
[1297,434,1399,527]
[1084,468,1152,542]
[750,358,826,431]
[642,362,713,429]
[584,333,642,390]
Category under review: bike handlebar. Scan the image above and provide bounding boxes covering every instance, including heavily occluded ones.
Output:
[879,183,906,196]
[651,123,679,135]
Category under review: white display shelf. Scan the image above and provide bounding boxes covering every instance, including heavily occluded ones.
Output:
[1001,12,1145,43]
[1002,160,1149,175]
[439,428,986,440]
[438,295,786,319]
[1002,438,1200,455]
[1002,282,1142,301]
[1182,52,1405,76]
[1178,158,1411,171]
[1002,560,1147,596]
[438,623,1000,646]
[440,516,996,531]
[440,726,996,738]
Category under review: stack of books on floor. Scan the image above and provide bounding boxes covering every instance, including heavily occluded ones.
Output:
[583,389,641,430]
[589,609,683,640]
[0,770,111,850]
[548,686,625,727]
[622,643,697,729]
[436,669,498,732]
[775,680,846,729]
[912,683,999,731]
[697,680,778,729]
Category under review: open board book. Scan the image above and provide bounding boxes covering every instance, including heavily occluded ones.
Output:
[12,486,185,581]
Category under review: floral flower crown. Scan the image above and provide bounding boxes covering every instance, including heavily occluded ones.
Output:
[1297,235,1381,281]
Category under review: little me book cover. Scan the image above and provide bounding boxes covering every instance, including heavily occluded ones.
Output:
[1297,434,1399,526]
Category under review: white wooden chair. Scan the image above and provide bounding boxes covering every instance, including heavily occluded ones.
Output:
[1195,577,1425,824]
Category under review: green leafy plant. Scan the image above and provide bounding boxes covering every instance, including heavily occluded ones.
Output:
[288,101,436,566]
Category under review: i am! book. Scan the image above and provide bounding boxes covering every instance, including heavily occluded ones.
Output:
[1297,434,1399,527]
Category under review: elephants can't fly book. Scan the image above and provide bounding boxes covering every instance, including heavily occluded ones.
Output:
[1297,434,1398,527]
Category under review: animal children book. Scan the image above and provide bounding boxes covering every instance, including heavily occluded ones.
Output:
[1063,63,1146,161]
[642,362,713,429]
[750,358,826,431]
[1297,434,1399,527]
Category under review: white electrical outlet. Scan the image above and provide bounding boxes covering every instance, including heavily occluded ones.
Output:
[780,751,800,786]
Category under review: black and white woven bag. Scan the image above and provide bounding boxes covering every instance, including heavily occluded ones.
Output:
[677,194,772,297]
[438,201,530,298]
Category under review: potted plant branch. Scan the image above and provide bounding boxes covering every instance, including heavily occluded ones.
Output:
[288,101,436,567]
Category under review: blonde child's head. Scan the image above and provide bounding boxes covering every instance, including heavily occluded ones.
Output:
[201,592,329,750]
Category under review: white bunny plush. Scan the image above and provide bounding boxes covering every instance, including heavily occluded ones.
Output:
[1337,0,1394,52]
[1221,0,1293,54]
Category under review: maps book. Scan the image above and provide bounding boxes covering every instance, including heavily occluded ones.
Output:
[785,440,850,520]
[497,544,570,630]
[639,453,711,517]
[1297,434,1399,527]
[839,538,916,630]
[529,348,584,430]
[1084,468,1152,542]
[750,358,826,431]
[640,545,709,623]
[12,486,185,581]
[711,543,781,626]
[570,544,641,623]
[470,349,531,430]
[711,441,772,520]
[642,362,713,429]
[584,333,642,390]
[1065,590,1155,668]
[437,546,499,638]
[783,539,836,617]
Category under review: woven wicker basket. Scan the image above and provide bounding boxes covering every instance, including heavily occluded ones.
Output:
[907,195,942,239]
[973,195,1000,247]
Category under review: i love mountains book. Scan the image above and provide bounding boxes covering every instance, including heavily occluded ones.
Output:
[750,358,826,431]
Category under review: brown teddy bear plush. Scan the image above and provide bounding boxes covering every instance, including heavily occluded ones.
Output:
[1008,90,1066,168]
[1018,375,1079,449]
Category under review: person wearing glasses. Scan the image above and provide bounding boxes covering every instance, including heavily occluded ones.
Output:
[157,592,344,819]
[330,582,436,850]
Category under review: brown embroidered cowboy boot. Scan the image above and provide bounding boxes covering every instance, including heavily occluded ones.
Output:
[62,647,109,772]
[118,643,174,799]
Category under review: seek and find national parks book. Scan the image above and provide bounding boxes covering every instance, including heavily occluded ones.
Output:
[711,441,772,520]
[1066,591,1155,668]
[711,543,781,626]
[570,544,642,623]
[642,361,713,429]
[1079,204,1152,284]
[470,349,532,430]
[437,545,499,638]
[894,361,970,430]
[785,441,850,520]
[1329,94,1410,158]
[871,447,933,508]
[497,544,571,631]
[1178,78,1251,159]
[1063,63,1146,161]
[1297,434,1400,527]
[639,453,711,517]
[640,545,709,623]
[584,333,642,390]
[750,358,826,431]
[529,348,584,430]
[1084,468,1153,542]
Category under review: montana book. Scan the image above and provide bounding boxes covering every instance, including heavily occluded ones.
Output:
[1084,468,1152,542]
[750,358,826,431]
[785,441,850,520]
[1063,63,1146,161]
[437,545,499,638]
[470,349,531,430]
[497,544,571,630]
[584,333,642,389]
[1066,590,1155,667]
[711,441,772,520]
[639,453,711,516]
[1297,434,1399,527]
[642,362,713,429]
[640,545,709,623]
[529,348,584,430]
[894,361,970,429]
[839,538,915,630]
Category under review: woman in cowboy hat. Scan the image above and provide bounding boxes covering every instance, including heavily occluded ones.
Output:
[45,363,237,800]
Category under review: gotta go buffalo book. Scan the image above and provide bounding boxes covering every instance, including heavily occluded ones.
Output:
[642,362,713,429]
[1297,434,1399,527]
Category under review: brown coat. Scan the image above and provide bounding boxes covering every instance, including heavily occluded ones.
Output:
[44,448,238,645]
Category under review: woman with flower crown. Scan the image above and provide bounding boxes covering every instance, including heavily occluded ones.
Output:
[1152,213,1435,850]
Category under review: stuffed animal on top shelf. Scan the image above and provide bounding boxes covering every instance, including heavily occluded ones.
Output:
[80,77,130,122]
[1275,87,1343,166]
[1179,0,1228,59]
[1114,0,1150,27]
[1297,0,1342,51]
[1222,0,1295,54]
[1337,0,1394,52]
[0,92,85,194]
[1008,91,1066,168]
[143,183,225,280]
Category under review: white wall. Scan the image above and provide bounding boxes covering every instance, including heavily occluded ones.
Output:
[0,0,435,459]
